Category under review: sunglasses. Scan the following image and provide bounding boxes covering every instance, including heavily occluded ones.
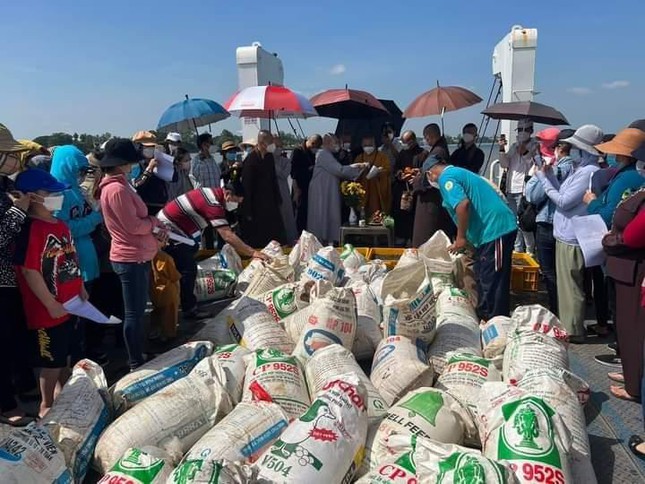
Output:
[516,128,533,132]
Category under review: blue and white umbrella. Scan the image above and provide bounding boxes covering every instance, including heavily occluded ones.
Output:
[157,96,230,133]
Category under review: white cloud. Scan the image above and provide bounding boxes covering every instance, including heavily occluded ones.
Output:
[602,80,630,90]
[567,87,592,95]
[329,64,346,75]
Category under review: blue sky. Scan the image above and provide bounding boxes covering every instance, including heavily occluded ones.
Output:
[3,0,644,140]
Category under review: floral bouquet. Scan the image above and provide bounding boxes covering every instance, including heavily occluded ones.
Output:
[340,181,366,208]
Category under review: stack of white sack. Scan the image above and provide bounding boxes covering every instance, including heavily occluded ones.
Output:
[93,356,232,473]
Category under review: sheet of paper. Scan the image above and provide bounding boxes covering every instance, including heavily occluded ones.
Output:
[63,296,122,325]
[168,231,196,246]
[571,214,608,267]
[366,165,383,180]
[153,150,175,182]
[153,227,196,246]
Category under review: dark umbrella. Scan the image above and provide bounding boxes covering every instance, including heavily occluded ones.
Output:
[335,99,404,145]
[310,87,390,119]
[482,101,569,126]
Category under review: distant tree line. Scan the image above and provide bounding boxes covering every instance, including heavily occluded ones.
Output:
[31,129,495,154]
[31,129,305,153]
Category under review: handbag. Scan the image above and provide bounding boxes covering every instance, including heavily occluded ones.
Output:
[517,196,547,233]
[602,190,645,256]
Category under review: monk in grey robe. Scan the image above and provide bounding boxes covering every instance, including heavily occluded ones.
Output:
[307,133,367,244]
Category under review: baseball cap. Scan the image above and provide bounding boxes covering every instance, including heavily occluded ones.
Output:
[15,168,69,193]
[165,132,182,143]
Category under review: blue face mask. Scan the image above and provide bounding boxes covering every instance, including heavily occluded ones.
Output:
[225,152,237,161]
[605,154,618,167]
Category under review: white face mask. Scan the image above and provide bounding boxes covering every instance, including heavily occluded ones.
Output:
[225,201,238,211]
[266,143,276,153]
[429,181,440,189]
[343,142,351,151]
[208,145,218,155]
[168,145,178,155]
[142,147,155,159]
[462,133,476,144]
[363,146,375,155]
[39,194,64,212]
[401,143,410,151]
[517,131,530,143]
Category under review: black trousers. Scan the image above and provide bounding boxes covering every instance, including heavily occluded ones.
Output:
[165,242,199,313]
[475,231,516,320]
[0,287,36,411]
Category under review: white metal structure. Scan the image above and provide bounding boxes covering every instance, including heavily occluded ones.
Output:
[491,25,538,145]
[235,42,284,141]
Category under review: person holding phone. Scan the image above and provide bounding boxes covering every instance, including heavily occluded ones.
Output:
[499,118,538,255]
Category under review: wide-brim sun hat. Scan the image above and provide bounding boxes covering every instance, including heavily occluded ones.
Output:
[563,124,604,155]
[0,123,30,153]
[633,141,645,162]
[132,130,157,147]
[241,138,257,148]
[99,138,141,168]
[595,128,645,158]
[220,140,239,152]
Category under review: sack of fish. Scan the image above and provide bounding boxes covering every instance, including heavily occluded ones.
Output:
[0,231,596,483]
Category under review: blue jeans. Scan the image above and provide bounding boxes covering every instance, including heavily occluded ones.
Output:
[475,230,516,320]
[111,261,150,370]
[536,223,558,316]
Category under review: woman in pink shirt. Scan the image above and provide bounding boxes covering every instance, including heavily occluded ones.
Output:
[98,138,165,370]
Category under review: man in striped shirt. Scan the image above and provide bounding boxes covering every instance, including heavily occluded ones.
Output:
[158,187,268,319]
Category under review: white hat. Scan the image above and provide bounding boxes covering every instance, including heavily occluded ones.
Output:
[563,124,604,155]
[517,118,534,129]
[241,138,257,147]
[165,132,182,143]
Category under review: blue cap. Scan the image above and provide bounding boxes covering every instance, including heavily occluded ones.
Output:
[421,155,443,188]
[15,168,70,193]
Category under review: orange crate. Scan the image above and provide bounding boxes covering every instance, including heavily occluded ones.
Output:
[367,247,405,270]
[511,252,540,292]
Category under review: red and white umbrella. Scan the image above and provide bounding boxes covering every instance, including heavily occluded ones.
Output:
[224,85,318,119]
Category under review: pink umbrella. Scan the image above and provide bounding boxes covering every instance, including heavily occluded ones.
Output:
[224,85,318,119]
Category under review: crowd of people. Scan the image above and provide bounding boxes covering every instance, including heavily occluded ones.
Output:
[1,117,645,459]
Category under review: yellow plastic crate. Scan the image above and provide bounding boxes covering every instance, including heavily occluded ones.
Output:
[367,247,405,270]
[511,252,540,292]
[337,246,371,258]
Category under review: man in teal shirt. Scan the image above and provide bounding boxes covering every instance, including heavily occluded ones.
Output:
[423,155,517,319]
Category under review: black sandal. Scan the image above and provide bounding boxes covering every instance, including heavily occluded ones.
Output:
[0,413,34,428]
[629,435,645,460]
[587,324,611,337]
